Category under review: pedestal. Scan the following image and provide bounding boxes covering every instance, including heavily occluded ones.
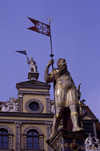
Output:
[46,129,88,151]
[28,72,39,80]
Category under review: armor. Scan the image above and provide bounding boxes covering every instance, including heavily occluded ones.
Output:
[44,58,83,139]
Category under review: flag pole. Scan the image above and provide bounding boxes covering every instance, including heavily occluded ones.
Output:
[47,17,57,134]
[25,49,30,70]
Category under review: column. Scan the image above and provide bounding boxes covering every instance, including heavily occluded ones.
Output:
[45,122,53,151]
[18,94,23,112]
[15,121,22,151]
[45,95,51,113]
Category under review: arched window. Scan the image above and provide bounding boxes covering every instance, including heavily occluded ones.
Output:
[0,129,8,149]
[27,130,39,149]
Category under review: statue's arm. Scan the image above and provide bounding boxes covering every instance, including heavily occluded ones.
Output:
[44,60,54,83]
[27,57,30,64]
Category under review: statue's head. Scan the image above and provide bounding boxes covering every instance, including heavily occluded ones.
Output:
[30,57,33,60]
[57,58,67,69]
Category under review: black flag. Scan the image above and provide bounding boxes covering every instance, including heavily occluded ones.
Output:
[16,51,27,55]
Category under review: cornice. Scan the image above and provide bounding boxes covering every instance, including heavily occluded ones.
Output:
[0,119,53,125]
[0,111,54,118]
[18,90,50,95]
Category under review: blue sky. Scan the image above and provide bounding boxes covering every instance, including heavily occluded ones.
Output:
[0,1,100,119]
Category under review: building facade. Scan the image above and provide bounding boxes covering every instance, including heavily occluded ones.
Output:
[0,71,100,151]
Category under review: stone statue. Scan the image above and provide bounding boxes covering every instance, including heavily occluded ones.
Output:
[85,134,100,150]
[44,58,83,139]
[0,97,19,112]
[27,57,37,72]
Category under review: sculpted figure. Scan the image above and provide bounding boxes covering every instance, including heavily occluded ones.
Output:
[44,58,83,138]
[1,97,18,112]
[27,57,37,72]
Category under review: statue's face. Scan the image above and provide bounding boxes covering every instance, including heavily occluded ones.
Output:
[57,58,67,68]
[30,57,33,60]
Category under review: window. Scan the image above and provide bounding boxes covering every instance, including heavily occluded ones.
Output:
[27,130,39,149]
[29,102,39,111]
[25,99,44,113]
[0,129,8,149]
[83,123,94,137]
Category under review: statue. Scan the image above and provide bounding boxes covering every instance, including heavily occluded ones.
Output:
[44,58,83,139]
[27,57,37,72]
[85,134,100,150]
[0,97,19,112]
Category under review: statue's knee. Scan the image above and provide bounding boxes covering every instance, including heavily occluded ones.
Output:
[69,105,77,112]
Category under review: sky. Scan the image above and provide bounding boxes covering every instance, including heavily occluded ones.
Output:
[0,0,100,119]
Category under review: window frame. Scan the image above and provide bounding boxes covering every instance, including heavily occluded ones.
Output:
[27,130,39,149]
[82,122,94,137]
[22,126,44,150]
[0,129,8,149]
[25,99,44,113]
[0,125,13,150]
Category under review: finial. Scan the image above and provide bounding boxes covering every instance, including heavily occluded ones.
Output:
[46,17,53,23]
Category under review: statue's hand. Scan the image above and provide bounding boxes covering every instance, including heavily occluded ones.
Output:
[47,59,54,67]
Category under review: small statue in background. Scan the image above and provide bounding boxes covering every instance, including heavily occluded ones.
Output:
[1,97,19,112]
[44,58,83,139]
[27,57,38,72]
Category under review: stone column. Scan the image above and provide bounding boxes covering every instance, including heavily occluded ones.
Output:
[45,122,53,151]
[15,121,22,151]
[45,95,50,113]
[39,136,44,149]
[23,136,27,149]
[9,135,13,149]
[18,94,23,112]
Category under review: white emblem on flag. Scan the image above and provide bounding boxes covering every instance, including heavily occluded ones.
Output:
[36,22,49,35]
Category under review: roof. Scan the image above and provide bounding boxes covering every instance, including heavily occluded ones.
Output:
[16,80,51,90]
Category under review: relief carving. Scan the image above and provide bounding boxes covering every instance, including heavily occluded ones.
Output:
[0,97,19,112]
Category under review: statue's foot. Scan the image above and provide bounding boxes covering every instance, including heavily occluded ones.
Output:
[72,127,84,132]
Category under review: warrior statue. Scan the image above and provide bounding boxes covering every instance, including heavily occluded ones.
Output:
[44,58,83,139]
[27,57,37,72]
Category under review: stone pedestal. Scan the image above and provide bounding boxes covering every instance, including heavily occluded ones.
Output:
[46,129,88,151]
[28,72,39,80]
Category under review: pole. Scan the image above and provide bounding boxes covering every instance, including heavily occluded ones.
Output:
[25,49,30,70]
[47,17,57,133]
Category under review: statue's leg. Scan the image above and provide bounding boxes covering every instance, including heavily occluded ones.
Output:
[33,65,36,72]
[69,105,83,131]
[49,107,63,139]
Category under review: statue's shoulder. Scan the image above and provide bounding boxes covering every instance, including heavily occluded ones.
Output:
[50,68,59,76]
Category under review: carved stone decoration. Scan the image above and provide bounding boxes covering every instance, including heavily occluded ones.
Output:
[9,136,13,149]
[46,95,50,113]
[23,126,44,135]
[22,126,44,150]
[39,137,44,149]
[17,94,23,112]
[15,122,22,151]
[50,99,55,113]
[0,125,13,134]
[23,137,27,149]
[85,134,100,151]
[25,99,44,113]
[0,97,19,112]
[45,122,53,151]
[0,125,13,149]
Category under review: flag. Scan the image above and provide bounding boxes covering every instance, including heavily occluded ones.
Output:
[16,51,27,55]
[27,17,50,36]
